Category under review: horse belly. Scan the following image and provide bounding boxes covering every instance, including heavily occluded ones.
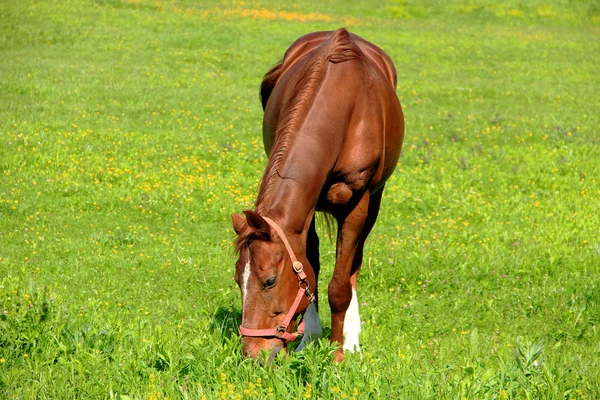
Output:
[318,163,379,211]
[323,182,354,206]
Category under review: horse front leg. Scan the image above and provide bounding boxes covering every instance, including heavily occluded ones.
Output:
[328,192,370,362]
[343,188,384,354]
[296,216,322,351]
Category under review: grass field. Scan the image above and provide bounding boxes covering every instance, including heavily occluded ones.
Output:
[1,0,599,398]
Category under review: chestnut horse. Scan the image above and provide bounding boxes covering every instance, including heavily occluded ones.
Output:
[231,28,404,362]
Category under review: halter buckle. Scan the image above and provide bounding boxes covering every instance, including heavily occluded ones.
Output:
[292,261,304,274]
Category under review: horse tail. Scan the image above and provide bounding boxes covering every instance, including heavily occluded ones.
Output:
[260,60,283,111]
[260,29,361,111]
[327,28,363,64]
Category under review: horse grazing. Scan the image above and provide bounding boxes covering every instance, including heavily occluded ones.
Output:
[231,28,404,362]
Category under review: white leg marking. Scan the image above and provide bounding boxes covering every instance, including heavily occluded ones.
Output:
[242,261,250,307]
[343,288,361,352]
[295,303,322,351]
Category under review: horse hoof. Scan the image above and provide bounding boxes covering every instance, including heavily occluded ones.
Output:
[333,349,345,363]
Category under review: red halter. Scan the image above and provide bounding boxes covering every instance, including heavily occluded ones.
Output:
[239,216,315,342]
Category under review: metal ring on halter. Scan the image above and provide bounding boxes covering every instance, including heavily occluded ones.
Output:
[275,326,286,338]
[299,280,310,290]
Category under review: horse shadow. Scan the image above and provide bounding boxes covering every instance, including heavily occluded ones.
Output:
[209,306,242,341]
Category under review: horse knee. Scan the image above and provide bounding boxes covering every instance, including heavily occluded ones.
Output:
[328,279,352,313]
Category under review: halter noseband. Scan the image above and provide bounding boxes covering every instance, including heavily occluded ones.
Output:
[239,216,316,343]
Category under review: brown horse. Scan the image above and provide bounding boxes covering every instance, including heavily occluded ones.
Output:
[231,28,404,362]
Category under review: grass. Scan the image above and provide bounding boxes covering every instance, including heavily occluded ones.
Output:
[0,0,599,398]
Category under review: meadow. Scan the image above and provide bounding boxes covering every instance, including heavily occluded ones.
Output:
[1,0,599,398]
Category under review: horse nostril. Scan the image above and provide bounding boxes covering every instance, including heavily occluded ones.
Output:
[242,347,251,358]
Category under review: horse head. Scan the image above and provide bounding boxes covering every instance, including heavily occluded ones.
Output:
[231,210,316,359]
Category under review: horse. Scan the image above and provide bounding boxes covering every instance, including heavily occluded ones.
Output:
[231,28,404,362]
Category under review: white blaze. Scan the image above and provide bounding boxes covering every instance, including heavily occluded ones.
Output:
[343,288,361,352]
[242,261,250,307]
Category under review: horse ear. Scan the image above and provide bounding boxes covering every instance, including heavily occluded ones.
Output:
[231,213,246,235]
[243,210,271,241]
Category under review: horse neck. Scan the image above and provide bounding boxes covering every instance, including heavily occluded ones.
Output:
[255,176,316,240]
[255,45,348,238]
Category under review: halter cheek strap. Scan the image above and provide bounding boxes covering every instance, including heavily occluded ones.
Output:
[239,216,315,342]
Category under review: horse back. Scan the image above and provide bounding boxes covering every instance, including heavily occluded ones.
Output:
[260,30,398,111]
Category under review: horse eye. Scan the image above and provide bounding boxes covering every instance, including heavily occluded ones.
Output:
[263,276,277,289]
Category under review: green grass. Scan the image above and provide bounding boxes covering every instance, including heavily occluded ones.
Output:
[1,0,599,398]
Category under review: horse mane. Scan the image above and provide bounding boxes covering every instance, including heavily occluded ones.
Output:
[254,28,363,215]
